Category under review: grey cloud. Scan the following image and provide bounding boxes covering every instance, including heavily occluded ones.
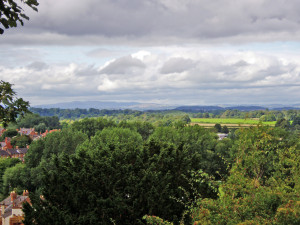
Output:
[257,65,288,78]
[3,0,300,45]
[74,65,99,77]
[27,61,48,70]
[160,57,196,74]
[86,48,127,58]
[24,0,159,36]
[0,47,43,66]
[99,56,145,74]
[232,60,249,68]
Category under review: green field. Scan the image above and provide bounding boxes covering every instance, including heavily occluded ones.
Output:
[191,118,276,126]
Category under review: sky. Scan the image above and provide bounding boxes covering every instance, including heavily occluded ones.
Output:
[1,0,300,106]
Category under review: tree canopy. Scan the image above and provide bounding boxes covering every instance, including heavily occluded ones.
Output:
[0,107,297,224]
[145,126,300,225]
[0,0,38,34]
[21,124,232,224]
[0,81,29,127]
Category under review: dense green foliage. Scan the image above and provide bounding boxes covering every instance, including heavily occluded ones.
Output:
[191,118,276,125]
[0,111,298,224]
[70,117,115,138]
[145,126,300,224]
[31,107,300,122]
[0,158,20,199]
[21,120,232,225]
[25,129,88,169]
[292,116,300,127]
[275,118,292,130]
[16,113,61,131]
[0,129,88,198]
[2,163,30,196]
[31,107,144,119]
[0,128,18,141]
[189,126,300,224]
[10,134,31,147]
[0,0,39,34]
[0,80,29,127]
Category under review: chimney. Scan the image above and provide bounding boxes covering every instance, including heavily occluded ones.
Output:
[1,204,4,216]
[5,137,13,149]
[23,190,29,196]
[10,191,17,207]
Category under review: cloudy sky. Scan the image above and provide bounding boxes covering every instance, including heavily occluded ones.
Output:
[1,0,300,106]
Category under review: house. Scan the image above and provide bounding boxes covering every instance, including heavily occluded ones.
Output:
[0,138,13,150]
[0,144,28,162]
[1,128,60,142]
[0,151,10,159]
[0,129,5,136]
[7,147,28,162]
[18,128,34,136]
[17,128,39,140]
[217,133,228,140]
[0,190,30,225]
[41,129,60,138]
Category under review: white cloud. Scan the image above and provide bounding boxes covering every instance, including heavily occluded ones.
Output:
[97,77,120,92]
[99,56,145,75]
[1,47,300,105]
[131,51,151,61]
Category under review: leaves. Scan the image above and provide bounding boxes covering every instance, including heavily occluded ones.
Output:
[0,0,39,34]
[188,126,300,224]
[0,81,30,127]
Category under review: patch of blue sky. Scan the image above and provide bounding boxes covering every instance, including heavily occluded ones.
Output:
[39,45,143,66]
[227,41,300,53]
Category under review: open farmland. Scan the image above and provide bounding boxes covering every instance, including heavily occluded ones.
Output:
[190,118,276,127]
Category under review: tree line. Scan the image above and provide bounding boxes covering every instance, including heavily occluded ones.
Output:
[30,107,300,123]
[0,116,298,224]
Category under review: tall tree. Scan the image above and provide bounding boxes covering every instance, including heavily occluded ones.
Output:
[71,117,115,138]
[190,126,300,224]
[0,158,20,199]
[23,126,226,225]
[0,81,29,127]
[0,0,39,34]
[10,134,32,147]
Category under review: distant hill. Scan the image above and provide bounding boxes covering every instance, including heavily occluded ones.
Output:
[272,107,300,110]
[174,105,299,112]
[174,106,224,112]
[225,106,266,111]
[33,101,174,110]
[264,104,300,110]
[34,101,139,109]
[174,105,267,112]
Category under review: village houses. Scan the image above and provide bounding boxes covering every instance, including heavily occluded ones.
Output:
[0,128,61,161]
[0,190,30,225]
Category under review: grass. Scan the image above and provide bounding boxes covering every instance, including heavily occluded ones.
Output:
[191,118,276,126]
